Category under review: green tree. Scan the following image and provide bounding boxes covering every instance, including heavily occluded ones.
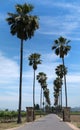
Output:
[6,3,39,123]
[52,36,71,107]
[53,77,62,107]
[44,88,51,106]
[28,53,41,120]
[36,72,47,111]
[55,64,67,108]
[55,64,67,79]
[35,104,40,110]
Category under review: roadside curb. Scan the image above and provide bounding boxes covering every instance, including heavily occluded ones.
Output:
[56,115,80,130]
[66,122,80,130]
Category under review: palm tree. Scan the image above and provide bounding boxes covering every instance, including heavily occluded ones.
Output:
[53,77,62,104]
[52,36,71,107]
[28,53,41,120]
[6,3,39,123]
[55,64,67,108]
[44,88,51,106]
[42,82,47,111]
[54,91,59,106]
[36,72,47,112]
[53,77,62,106]
[55,64,67,79]
[44,88,51,113]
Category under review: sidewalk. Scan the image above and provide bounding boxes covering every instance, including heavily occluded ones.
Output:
[7,114,80,130]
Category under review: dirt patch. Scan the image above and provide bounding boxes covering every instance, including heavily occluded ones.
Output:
[71,115,80,129]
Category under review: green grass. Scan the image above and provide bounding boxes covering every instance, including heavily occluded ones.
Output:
[70,111,80,115]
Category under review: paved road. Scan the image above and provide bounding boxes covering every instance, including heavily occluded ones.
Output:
[12,114,74,130]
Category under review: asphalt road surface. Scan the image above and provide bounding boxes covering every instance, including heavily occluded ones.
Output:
[12,114,74,130]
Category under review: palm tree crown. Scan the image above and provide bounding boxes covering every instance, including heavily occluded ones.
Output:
[28,53,41,70]
[37,72,47,88]
[52,36,71,58]
[6,3,39,40]
[55,64,67,79]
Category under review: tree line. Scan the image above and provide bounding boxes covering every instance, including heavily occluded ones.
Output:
[6,3,51,123]
[6,2,72,123]
[52,37,71,109]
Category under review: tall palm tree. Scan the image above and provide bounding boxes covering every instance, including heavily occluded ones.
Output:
[44,88,51,106]
[42,81,47,111]
[6,3,39,123]
[55,64,67,79]
[54,91,59,106]
[36,72,47,111]
[55,64,67,108]
[52,36,71,107]
[28,53,41,120]
[53,77,62,106]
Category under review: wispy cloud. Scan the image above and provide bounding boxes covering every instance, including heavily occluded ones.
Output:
[67,74,80,84]
[36,1,80,41]
[0,52,19,85]
[35,0,80,12]
[0,50,80,109]
[38,14,80,37]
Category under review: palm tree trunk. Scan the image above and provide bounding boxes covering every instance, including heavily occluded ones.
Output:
[43,91,44,112]
[59,91,61,106]
[17,39,23,123]
[33,69,35,120]
[62,57,67,107]
[61,86,62,109]
[40,87,42,117]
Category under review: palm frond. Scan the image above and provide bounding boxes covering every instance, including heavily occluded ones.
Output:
[52,46,56,50]
[6,3,39,40]
[55,48,59,55]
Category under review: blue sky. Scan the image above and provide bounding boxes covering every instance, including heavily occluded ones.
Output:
[0,0,80,110]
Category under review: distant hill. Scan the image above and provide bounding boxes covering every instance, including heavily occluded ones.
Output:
[71,107,80,112]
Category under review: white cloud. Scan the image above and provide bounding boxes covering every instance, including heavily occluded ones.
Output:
[37,1,80,39]
[67,74,80,84]
[38,14,80,37]
[0,52,19,85]
[42,53,59,62]
[36,1,80,13]
[0,50,80,109]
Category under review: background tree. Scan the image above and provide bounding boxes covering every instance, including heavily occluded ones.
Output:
[28,53,41,120]
[55,64,67,108]
[52,36,71,107]
[36,72,47,112]
[53,77,62,107]
[6,3,39,123]
[44,88,51,106]
[34,104,40,110]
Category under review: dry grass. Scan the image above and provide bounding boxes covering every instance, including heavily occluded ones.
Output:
[0,117,27,130]
[71,115,80,128]
[0,122,21,130]
[0,115,43,130]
